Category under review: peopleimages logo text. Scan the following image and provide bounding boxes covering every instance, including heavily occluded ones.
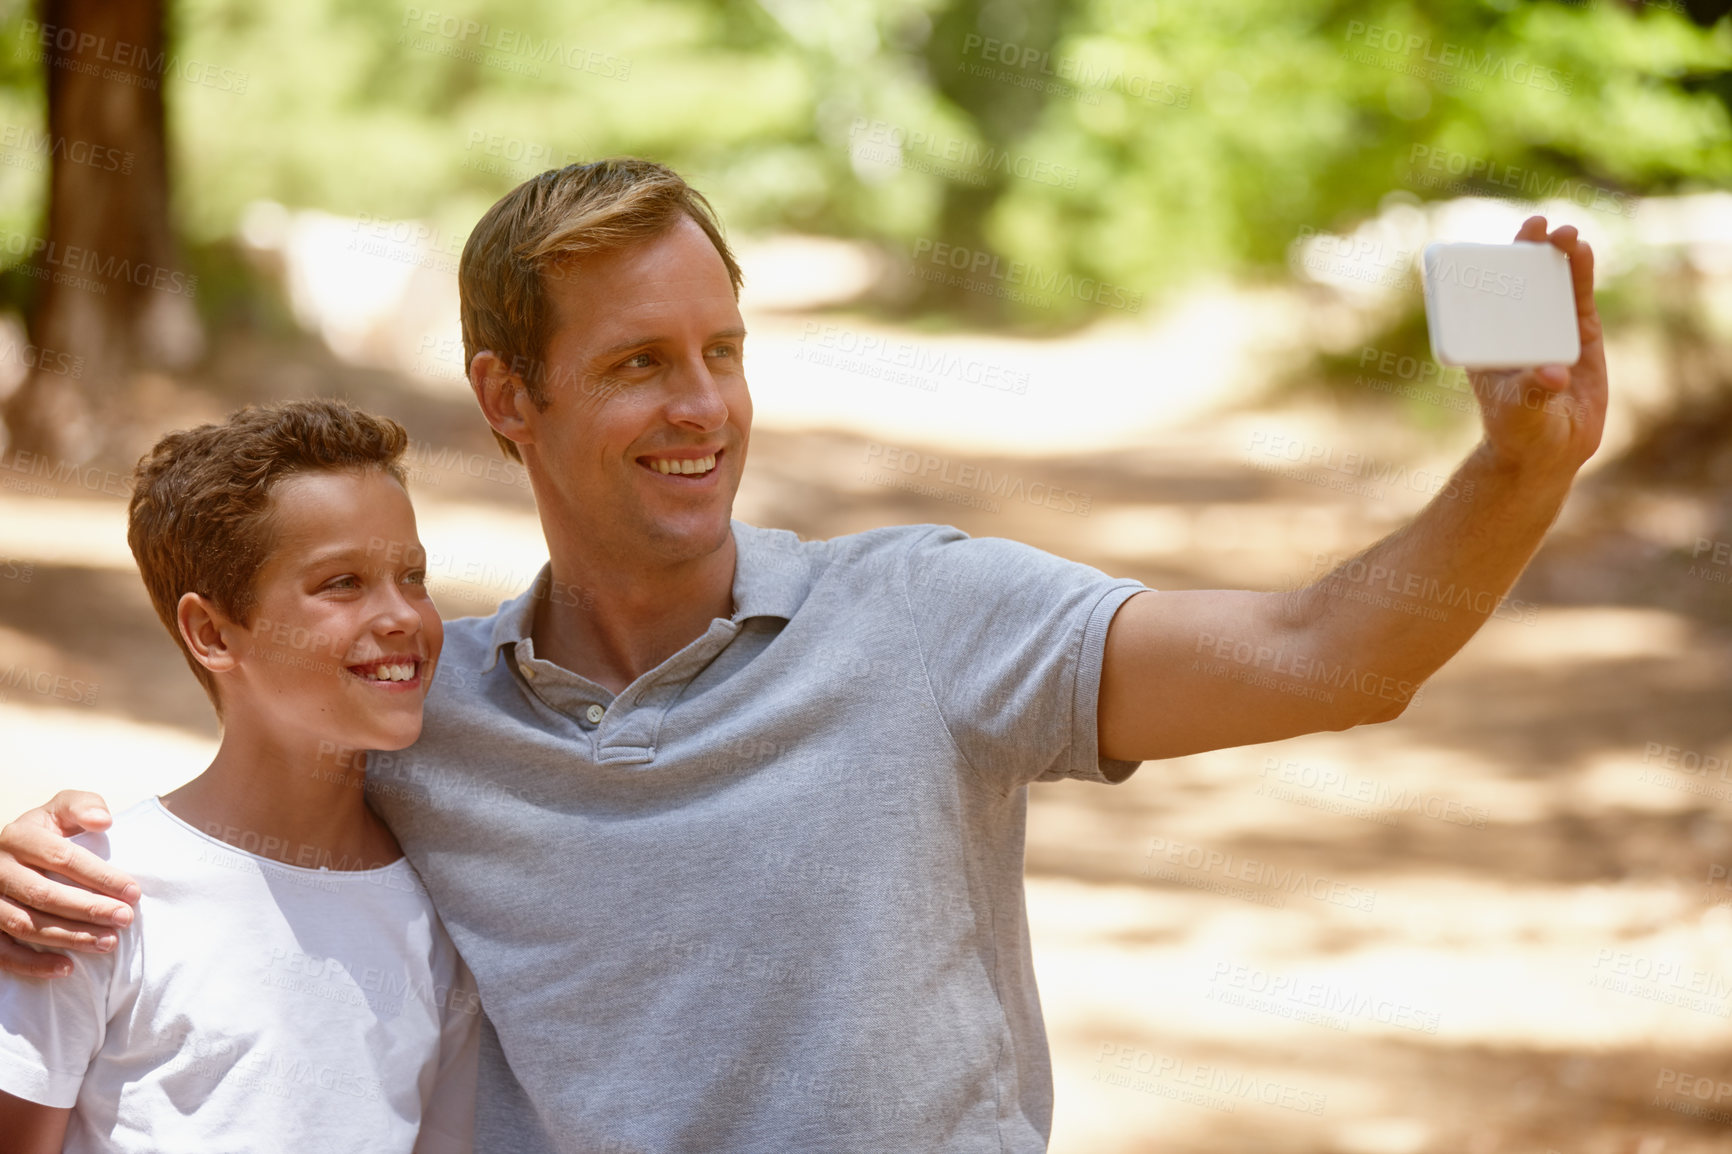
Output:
[1427,258,1525,300]
[1343,22,1572,94]
[911,239,1142,313]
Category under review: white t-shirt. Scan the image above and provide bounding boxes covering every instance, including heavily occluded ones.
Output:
[0,796,479,1154]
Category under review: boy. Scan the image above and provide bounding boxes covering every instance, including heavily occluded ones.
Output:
[0,398,478,1153]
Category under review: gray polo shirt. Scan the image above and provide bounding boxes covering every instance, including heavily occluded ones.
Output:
[365,520,1146,1153]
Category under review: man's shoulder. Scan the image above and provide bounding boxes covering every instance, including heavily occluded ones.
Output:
[439,609,502,655]
[434,600,520,678]
[739,519,965,575]
[815,521,1078,580]
[738,521,1097,607]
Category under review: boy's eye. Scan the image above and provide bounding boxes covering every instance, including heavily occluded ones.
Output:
[404,569,426,586]
[324,574,361,591]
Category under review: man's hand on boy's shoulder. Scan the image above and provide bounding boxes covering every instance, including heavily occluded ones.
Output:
[0,792,140,979]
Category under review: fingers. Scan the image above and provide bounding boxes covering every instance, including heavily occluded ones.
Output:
[1,799,140,906]
[34,836,140,907]
[1506,217,1601,360]
[0,894,119,954]
[1531,224,1596,324]
[1544,227,1602,357]
[45,790,114,834]
[1535,365,1570,390]
[0,853,132,932]
[1471,366,1578,433]
[0,794,141,970]
[1517,219,1600,362]
[1568,240,1597,325]
[1516,215,1548,242]
[1471,363,1567,396]
[0,935,73,980]
[1542,222,1581,266]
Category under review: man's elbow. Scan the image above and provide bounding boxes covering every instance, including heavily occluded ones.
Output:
[1350,686,1420,724]
[1334,683,1423,729]
[1359,699,1411,726]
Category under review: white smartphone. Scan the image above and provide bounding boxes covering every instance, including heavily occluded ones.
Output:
[1421,241,1580,369]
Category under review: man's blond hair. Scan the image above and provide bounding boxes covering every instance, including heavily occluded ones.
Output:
[458,158,744,460]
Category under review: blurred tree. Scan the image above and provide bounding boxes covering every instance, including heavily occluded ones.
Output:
[908,0,1079,320]
[2,0,200,463]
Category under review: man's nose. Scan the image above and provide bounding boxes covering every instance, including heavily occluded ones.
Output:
[665,354,730,430]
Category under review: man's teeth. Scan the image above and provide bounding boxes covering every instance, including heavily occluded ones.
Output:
[359,662,416,681]
[652,454,716,475]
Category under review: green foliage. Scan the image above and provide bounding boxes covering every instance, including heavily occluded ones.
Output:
[987,0,1731,319]
[0,5,46,243]
[0,0,1721,326]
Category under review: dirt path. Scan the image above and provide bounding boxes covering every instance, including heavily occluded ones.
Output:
[1,335,1727,1153]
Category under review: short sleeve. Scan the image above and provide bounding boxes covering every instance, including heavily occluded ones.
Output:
[412,949,480,1154]
[0,943,116,1107]
[899,525,1148,788]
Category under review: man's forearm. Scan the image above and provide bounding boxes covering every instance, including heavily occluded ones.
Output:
[1099,217,1604,761]
[1283,440,1574,719]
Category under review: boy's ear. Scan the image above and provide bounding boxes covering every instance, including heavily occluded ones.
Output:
[469,351,535,452]
[176,592,240,675]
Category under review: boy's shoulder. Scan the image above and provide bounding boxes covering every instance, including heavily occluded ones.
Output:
[68,796,193,872]
[63,796,273,903]
[69,797,413,895]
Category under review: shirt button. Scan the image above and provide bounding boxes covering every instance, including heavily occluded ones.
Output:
[522,666,536,680]
[585,704,605,724]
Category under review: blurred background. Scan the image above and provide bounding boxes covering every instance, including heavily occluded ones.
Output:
[0,0,1729,1150]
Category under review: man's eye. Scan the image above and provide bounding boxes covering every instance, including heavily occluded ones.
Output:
[621,352,655,369]
[708,344,738,359]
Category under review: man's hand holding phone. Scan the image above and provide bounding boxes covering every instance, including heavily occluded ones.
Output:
[0,792,139,978]
[1424,216,1609,487]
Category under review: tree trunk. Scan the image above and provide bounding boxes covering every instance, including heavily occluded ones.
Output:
[2,0,201,465]
[910,0,1078,322]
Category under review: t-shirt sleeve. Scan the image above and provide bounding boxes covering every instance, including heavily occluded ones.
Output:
[0,943,116,1107]
[412,948,480,1154]
[898,524,1148,788]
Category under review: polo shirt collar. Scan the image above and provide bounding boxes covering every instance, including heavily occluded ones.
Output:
[480,520,810,673]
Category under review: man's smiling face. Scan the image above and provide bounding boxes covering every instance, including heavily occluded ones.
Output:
[517,214,750,567]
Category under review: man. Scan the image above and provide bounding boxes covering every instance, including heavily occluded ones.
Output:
[0,158,1606,1152]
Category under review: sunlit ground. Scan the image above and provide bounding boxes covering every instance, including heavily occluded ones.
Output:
[2,217,1730,1152]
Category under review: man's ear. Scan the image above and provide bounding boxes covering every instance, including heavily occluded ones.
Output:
[176,592,240,675]
[469,351,535,453]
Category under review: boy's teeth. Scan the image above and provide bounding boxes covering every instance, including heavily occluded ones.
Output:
[361,662,415,682]
[653,454,716,475]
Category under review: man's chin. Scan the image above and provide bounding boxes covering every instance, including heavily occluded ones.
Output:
[641,505,735,561]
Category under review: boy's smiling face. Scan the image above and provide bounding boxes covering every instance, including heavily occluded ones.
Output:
[214,468,443,755]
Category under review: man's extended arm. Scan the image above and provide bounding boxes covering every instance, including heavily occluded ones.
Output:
[1100,216,1606,763]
